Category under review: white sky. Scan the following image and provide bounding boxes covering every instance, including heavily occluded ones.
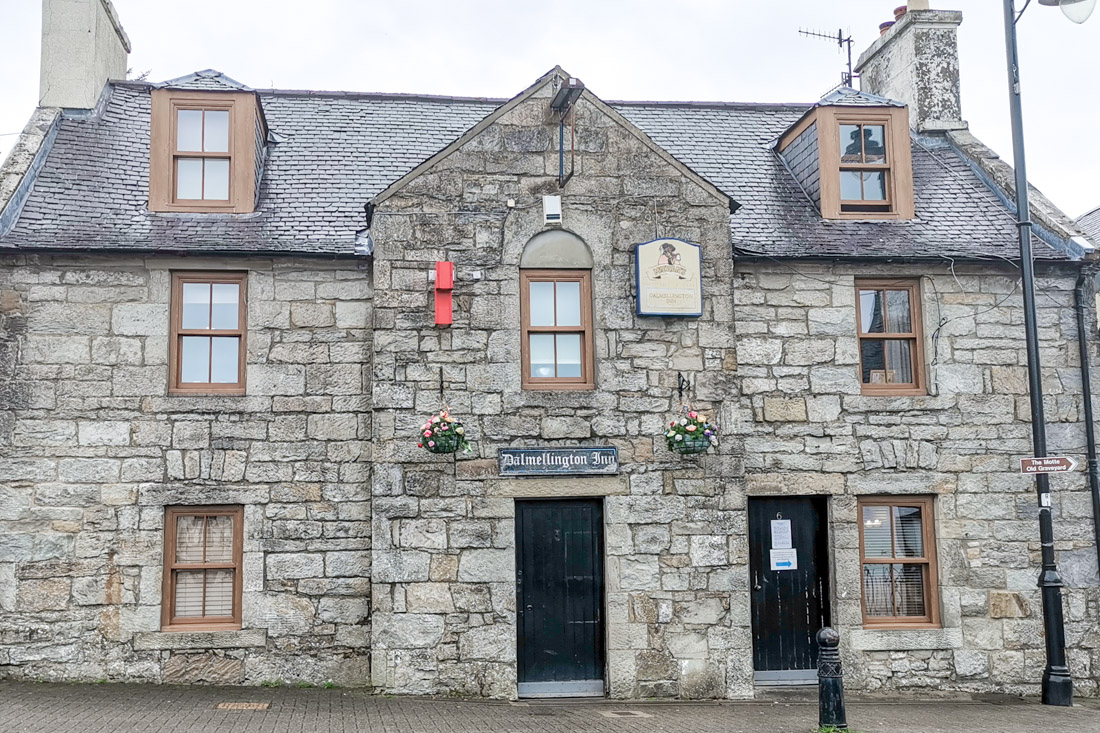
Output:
[1,0,1097,218]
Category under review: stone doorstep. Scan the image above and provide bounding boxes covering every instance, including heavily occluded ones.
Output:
[132,628,267,651]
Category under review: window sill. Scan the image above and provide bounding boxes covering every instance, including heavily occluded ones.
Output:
[848,627,961,652]
[168,387,246,396]
[133,628,265,651]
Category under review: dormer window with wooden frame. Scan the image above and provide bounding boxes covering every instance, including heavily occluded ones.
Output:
[778,105,914,221]
[149,90,262,213]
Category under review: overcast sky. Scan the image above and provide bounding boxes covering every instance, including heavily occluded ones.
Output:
[1,0,1096,218]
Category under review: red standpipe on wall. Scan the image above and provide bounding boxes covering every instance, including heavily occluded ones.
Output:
[434,261,454,326]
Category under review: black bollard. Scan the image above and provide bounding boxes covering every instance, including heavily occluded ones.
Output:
[817,627,848,730]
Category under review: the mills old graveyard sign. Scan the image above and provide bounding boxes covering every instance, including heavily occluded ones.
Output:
[635,238,703,317]
[499,447,619,476]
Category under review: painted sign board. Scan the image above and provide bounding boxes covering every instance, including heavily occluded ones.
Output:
[1019,456,1078,474]
[770,519,792,550]
[635,238,703,317]
[499,447,619,477]
[770,548,797,571]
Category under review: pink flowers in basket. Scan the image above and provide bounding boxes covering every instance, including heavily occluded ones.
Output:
[417,409,472,454]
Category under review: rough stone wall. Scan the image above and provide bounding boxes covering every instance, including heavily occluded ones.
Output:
[370,81,740,698]
[0,254,372,685]
[732,261,1100,697]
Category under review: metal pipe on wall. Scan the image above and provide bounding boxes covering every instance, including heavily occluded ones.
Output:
[1073,273,1100,573]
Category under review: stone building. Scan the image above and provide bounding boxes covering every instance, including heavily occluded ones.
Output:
[1,0,1099,699]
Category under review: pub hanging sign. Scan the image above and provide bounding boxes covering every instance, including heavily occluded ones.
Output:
[634,238,703,317]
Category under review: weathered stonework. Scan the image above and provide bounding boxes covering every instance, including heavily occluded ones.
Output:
[733,262,1100,698]
[369,78,741,699]
[0,254,372,684]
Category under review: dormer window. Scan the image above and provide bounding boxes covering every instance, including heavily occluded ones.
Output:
[778,104,913,221]
[149,90,263,213]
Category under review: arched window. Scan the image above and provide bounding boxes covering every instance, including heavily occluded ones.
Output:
[519,230,595,390]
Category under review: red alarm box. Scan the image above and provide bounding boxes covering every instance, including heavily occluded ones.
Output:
[434,261,454,326]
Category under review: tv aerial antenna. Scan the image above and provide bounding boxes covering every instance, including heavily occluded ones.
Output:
[799,27,857,87]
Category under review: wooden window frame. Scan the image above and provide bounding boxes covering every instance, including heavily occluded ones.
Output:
[855,278,926,396]
[161,505,244,632]
[816,106,914,221]
[149,89,258,213]
[168,271,248,395]
[857,496,940,629]
[520,269,595,391]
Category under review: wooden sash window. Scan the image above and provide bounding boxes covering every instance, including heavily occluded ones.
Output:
[149,89,260,213]
[162,506,243,631]
[855,278,925,395]
[858,496,940,628]
[169,272,247,394]
[520,269,594,390]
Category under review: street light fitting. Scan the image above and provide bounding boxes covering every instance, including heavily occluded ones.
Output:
[1039,0,1097,24]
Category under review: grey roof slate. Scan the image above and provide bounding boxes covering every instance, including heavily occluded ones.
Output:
[0,77,1077,261]
[1078,206,1100,246]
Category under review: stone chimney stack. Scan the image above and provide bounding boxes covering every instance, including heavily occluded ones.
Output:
[39,0,131,109]
[855,3,966,132]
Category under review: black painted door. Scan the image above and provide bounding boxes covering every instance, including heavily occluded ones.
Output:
[748,496,830,675]
[516,499,604,696]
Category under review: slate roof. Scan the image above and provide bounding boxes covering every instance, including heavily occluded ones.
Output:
[1079,206,1100,246]
[0,77,1080,261]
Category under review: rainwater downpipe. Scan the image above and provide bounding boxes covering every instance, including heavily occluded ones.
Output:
[1073,272,1100,572]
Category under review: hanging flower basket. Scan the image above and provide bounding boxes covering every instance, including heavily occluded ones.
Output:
[418,409,472,455]
[665,409,718,455]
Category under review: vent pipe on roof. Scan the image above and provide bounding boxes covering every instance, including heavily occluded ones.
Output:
[40,0,131,109]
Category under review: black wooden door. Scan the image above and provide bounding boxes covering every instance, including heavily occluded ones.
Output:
[748,496,830,677]
[516,499,604,696]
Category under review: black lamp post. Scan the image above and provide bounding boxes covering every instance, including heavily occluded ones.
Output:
[1001,0,1095,708]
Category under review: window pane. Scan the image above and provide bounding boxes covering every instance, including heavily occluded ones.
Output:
[893,506,925,557]
[176,515,205,562]
[840,170,863,200]
[203,158,230,200]
[176,158,203,200]
[204,110,229,153]
[885,289,912,332]
[529,281,555,326]
[211,283,239,329]
[862,505,892,558]
[556,333,582,378]
[860,339,887,385]
[884,339,915,384]
[174,570,205,617]
[862,171,886,201]
[894,564,927,617]
[205,569,234,616]
[840,124,863,163]
[555,281,581,327]
[205,515,235,561]
[180,336,211,383]
[177,109,203,151]
[181,282,210,329]
[864,125,886,163]
[862,564,893,616]
[529,333,555,378]
[210,337,239,383]
[859,290,885,333]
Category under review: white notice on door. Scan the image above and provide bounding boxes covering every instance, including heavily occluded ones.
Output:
[770,548,797,571]
[770,519,792,549]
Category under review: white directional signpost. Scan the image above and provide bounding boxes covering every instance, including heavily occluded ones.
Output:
[1019,456,1079,475]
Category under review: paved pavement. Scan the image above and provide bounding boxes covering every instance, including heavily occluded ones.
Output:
[2,681,1100,732]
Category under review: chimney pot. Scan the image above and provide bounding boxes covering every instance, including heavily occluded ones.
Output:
[39,0,131,109]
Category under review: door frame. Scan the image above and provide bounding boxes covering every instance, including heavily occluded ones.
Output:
[515,497,608,698]
[747,494,833,685]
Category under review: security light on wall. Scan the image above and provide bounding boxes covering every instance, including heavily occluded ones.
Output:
[1039,0,1097,24]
